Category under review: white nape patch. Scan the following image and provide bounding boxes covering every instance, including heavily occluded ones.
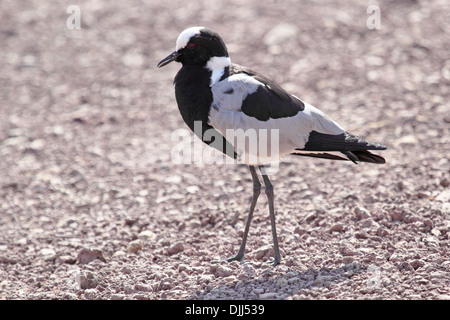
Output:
[176,26,205,51]
[205,56,231,87]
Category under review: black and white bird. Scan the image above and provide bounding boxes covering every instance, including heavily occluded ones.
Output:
[157,26,386,266]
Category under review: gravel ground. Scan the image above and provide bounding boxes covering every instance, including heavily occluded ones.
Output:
[1,0,449,300]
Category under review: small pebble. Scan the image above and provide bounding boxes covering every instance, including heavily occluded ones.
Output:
[39,248,56,260]
[127,240,143,254]
[216,265,232,278]
[259,292,277,300]
[79,271,98,289]
[168,242,184,255]
[77,248,105,264]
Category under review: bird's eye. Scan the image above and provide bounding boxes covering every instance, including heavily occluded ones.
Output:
[186,43,197,49]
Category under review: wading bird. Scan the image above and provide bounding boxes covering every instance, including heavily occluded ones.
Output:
[157,27,386,265]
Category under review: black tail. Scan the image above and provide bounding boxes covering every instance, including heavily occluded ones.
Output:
[291,150,386,164]
[292,131,386,164]
[341,150,386,164]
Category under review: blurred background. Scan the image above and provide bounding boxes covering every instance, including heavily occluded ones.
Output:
[0,0,449,299]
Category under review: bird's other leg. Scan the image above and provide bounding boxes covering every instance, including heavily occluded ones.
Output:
[260,166,281,266]
[218,165,261,263]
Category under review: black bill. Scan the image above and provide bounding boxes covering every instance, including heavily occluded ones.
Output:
[157,51,179,68]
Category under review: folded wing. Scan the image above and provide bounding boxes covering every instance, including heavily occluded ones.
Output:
[208,64,386,164]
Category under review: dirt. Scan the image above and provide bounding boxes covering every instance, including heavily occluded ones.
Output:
[1,0,449,300]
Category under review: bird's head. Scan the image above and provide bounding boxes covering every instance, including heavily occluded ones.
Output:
[157,26,229,68]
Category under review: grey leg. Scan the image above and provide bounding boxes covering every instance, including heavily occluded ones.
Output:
[260,166,281,266]
[220,165,261,263]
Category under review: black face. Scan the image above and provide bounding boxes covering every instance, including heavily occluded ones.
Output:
[177,29,229,66]
[157,29,229,68]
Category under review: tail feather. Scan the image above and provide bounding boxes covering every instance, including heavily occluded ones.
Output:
[348,150,386,164]
[293,131,387,164]
[291,150,386,164]
[290,152,349,161]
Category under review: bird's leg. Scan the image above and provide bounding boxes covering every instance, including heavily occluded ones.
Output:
[217,165,261,263]
[260,166,281,266]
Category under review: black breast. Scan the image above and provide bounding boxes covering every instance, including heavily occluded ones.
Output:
[174,65,213,131]
[174,65,236,159]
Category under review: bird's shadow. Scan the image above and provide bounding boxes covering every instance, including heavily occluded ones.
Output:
[188,262,367,300]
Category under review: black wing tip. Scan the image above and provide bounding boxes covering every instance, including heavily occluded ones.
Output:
[364,142,387,151]
[343,132,387,150]
[294,130,388,163]
[303,131,387,152]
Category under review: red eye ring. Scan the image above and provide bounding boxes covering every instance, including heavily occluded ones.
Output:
[186,43,197,49]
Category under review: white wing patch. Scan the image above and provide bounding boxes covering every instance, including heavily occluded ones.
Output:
[209,73,261,112]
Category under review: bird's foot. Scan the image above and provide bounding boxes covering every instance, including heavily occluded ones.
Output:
[211,252,244,264]
[265,256,281,267]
